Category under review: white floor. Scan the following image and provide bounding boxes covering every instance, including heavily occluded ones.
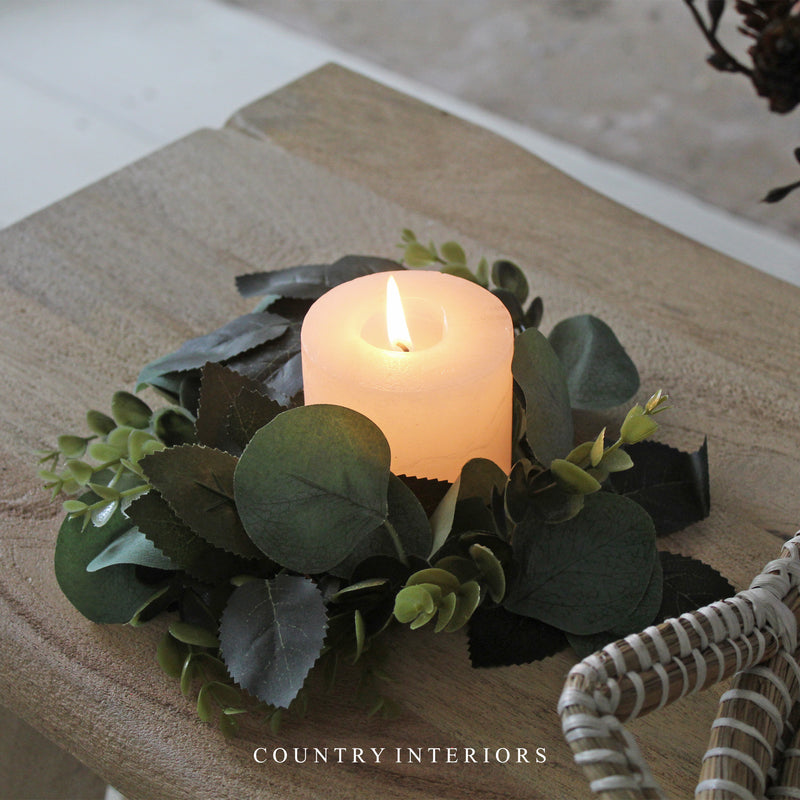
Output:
[2,0,800,286]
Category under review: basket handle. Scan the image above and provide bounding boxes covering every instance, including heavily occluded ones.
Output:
[559,534,800,799]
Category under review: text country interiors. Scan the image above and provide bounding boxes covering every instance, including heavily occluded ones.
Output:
[254,746,547,765]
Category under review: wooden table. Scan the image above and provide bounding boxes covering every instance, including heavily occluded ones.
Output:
[1,64,799,800]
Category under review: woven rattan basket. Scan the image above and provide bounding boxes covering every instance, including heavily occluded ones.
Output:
[559,531,800,799]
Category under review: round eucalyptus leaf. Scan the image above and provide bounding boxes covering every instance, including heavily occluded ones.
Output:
[330,473,432,578]
[234,405,391,573]
[504,492,657,636]
[491,260,529,304]
[548,315,640,411]
[55,497,169,623]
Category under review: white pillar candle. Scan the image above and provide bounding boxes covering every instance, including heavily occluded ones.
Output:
[300,270,514,482]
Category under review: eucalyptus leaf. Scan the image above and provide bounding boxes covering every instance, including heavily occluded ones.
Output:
[512,328,573,464]
[86,409,116,436]
[504,492,657,636]
[491,260,529,304]
[609,554,663,635]
[57,435,88,459]
[235,256,402,299]
[136,311,290,391]
[491,289,526,330]
[234,405,391,573]
[548,315,639,411]
[440,241,466,265]
[564,556,677,658]
[441,264,481,284]
[524,296,544,330]
[330,474,432,578]
[430,458,507,555]
[86,526,177,572]
[111,391,152,429]
[54,496,170,623]
[219,574,328,708]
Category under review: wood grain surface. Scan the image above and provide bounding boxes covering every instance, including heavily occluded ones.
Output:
[1,63,798,800]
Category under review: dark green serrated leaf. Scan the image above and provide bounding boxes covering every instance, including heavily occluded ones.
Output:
[195,362,266,451]
[153,408,196,447]
[548,315,639,411]
[224,322,303,407]
[655,551,734,621]
[234,405,391,573]
[607,438,710,536]
[504,493,657,636]
[512,328,573,464]
[136,312,289,390]
[86,526,177,572]
[126,491,249,584]
[468,605,567,667]
[141,445,263,561]
[235,256,402,299]
[219,574,328,708]
[54,496,170,623]
[225,387,283,455]
[331,474,433,578]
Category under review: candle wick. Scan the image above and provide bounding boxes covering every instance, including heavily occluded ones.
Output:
[395,342,410,353]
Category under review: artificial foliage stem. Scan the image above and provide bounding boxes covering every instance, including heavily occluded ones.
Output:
[384,520,409,566]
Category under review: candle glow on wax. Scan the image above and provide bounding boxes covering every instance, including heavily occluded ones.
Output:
[300,270,514,482]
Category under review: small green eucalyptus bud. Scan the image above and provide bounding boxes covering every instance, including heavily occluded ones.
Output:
[86,409,116,436]
[620,406,659,444]
[57,435,89,459]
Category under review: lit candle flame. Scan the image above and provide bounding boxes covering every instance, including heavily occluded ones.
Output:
[386,276,413,352]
